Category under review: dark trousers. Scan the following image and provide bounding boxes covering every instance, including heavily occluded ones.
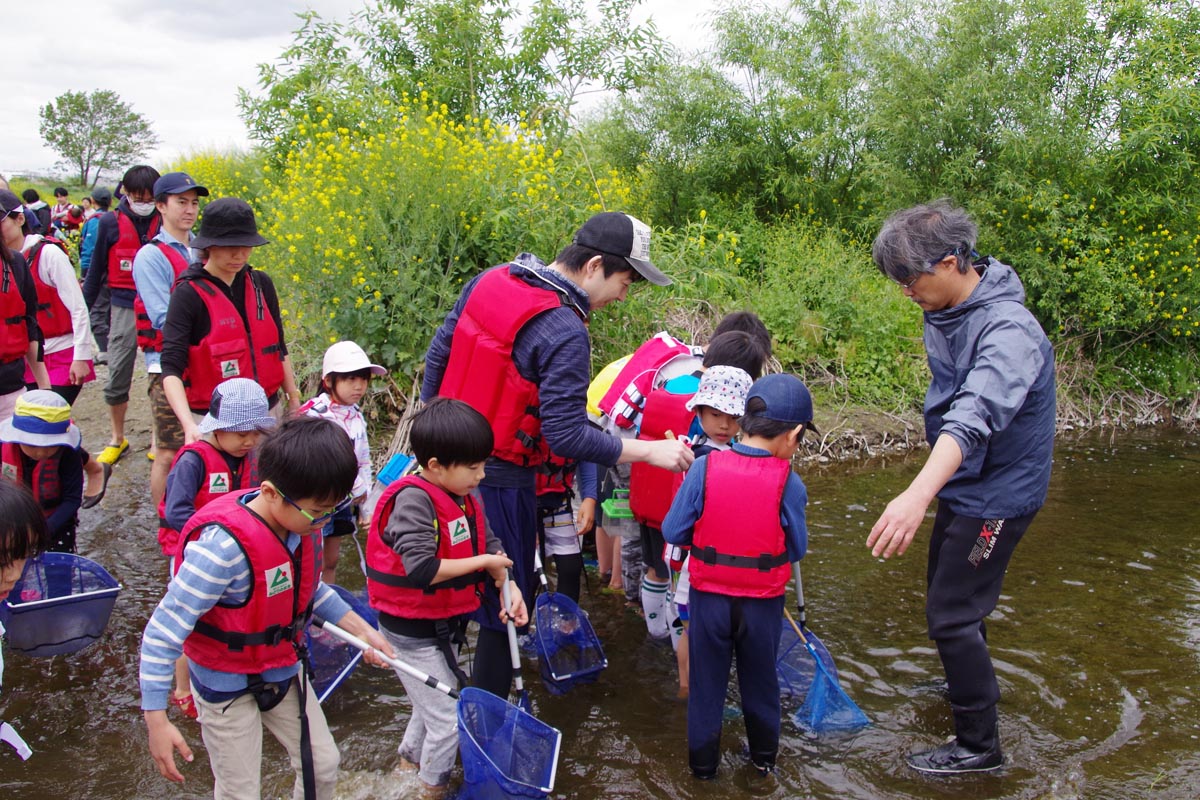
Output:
[470,484,536,697]
[687,588,784,776]
[926,503,1036,746]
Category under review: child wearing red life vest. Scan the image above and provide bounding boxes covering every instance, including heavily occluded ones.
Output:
[300,340,387,585]
[0,391,84,554]
[367,398,528,800]
[667,365,753,700]
[140,416,393,798]
[157,378,277,720]
[662,373,815,781]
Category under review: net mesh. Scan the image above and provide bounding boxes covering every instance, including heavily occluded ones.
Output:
[776,618,837,700]
[306,585,377,703]
[0,553,120,657]
[457,687,560,799]
[532,592,606,694]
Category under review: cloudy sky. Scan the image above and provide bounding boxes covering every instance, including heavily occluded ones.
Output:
[3,0,722,180]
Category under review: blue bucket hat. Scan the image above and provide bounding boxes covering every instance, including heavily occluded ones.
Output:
[198,379,277,434]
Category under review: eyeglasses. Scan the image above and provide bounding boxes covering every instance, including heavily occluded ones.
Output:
[276,487,353,525]
[895,247,963,290]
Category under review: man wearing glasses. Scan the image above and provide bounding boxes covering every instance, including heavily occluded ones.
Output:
[866,199,1056,774]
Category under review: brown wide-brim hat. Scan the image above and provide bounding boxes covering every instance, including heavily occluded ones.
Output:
[190,197,270,249]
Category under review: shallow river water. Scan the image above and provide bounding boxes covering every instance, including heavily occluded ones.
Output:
[2,419,1199,799]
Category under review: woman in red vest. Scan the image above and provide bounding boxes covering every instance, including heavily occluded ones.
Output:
[159,198,300,446]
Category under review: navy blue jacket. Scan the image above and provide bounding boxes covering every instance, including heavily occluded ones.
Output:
[924,258,1055,518]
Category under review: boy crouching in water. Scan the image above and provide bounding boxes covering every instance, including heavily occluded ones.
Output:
[662,374,815,780]
[140,416,394,799]
[367,397,527,799]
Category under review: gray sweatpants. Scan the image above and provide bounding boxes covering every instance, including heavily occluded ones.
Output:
[104,304,137,405]
[379,626,461,788]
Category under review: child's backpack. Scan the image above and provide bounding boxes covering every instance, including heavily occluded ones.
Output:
[595,332,696,431]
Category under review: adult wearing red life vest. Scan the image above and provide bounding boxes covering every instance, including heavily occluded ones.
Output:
[0,202,98,405]
[81,165,162,467]
[133,172,208,509]
[421,211,693,697]
[160,198,300,447]
[0,190,50,418]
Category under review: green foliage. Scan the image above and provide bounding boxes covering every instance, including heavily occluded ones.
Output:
[588,0,1200,403]
[177,95,633,381]
[238,0,666,157]
[38,90,159,187]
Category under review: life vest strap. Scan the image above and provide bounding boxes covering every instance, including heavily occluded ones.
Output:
[693,546,788,572]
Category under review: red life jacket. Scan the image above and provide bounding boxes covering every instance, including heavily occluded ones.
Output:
[438,266,581,467]
[180,489,318,674]
[180,271,285,411]
[156,440,258,558]
[366,475,488,620]
[1,441,63,517]
[135,241,190,353]
[689,449,791,599]
[597,332,696,431]
[107,209,161,291]
[0,258,31,362]
[24,238,73,340]
[628,383,697,528]
[535,447,575,497]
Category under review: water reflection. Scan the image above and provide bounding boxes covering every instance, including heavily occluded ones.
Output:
[2,430,1199,799]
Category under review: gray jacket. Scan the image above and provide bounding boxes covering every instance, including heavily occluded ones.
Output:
[924,258,1056,518]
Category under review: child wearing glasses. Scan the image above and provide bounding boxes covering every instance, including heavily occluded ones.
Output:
[366,397,528,800]
[154,378,276,720]
[140,415,392,799]
[299,340,387,584]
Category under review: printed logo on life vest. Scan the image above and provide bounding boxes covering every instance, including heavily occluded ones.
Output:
[448,515,470,546]
[1,463,16,480]
[266,562,294,597]
[119,259,133,271]
[968,519,1005,568]
[208,472,231,493]
[220,360,240,378]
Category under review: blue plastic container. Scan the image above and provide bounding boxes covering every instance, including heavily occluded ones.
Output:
[457,687,561,799]
[0,553,121,657]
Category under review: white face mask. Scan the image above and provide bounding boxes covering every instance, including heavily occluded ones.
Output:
[128,200,155,217]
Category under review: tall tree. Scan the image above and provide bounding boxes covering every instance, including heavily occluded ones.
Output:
[38,90,159,187]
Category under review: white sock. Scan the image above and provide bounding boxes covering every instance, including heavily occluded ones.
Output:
[641,576,671,639]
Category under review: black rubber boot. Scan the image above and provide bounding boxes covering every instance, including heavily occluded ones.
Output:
[907,707,1003,775]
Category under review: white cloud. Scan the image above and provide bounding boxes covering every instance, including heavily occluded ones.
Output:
[1,0,719,181]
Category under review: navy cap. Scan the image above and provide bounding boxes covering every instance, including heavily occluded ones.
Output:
[153,171,209,198]
[0,188,23,216]
[745,373,817,431]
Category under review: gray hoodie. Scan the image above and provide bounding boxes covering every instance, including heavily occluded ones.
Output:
[923,258,1056,518]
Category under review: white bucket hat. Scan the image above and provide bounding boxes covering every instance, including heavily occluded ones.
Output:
[686,365,753,417]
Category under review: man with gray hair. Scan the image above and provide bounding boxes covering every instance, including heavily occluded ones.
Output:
[866,199,1056,774]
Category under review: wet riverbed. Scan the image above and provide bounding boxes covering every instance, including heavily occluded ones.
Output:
[3,399,1199,798]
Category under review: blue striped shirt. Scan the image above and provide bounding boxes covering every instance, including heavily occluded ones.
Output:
[139,494,350,711]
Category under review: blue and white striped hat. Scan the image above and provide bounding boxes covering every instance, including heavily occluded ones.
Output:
[0,390,81,448]
[197,379,277,434]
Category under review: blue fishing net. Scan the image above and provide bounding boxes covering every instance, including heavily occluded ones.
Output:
[532,592,606,694]
[777,618,837,700]
[457,687,561,799]
[0,553,120,657]
[794,656,870,733]
[306,585,378,703]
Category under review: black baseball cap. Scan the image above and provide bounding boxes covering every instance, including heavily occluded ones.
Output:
[572,211,671,286]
